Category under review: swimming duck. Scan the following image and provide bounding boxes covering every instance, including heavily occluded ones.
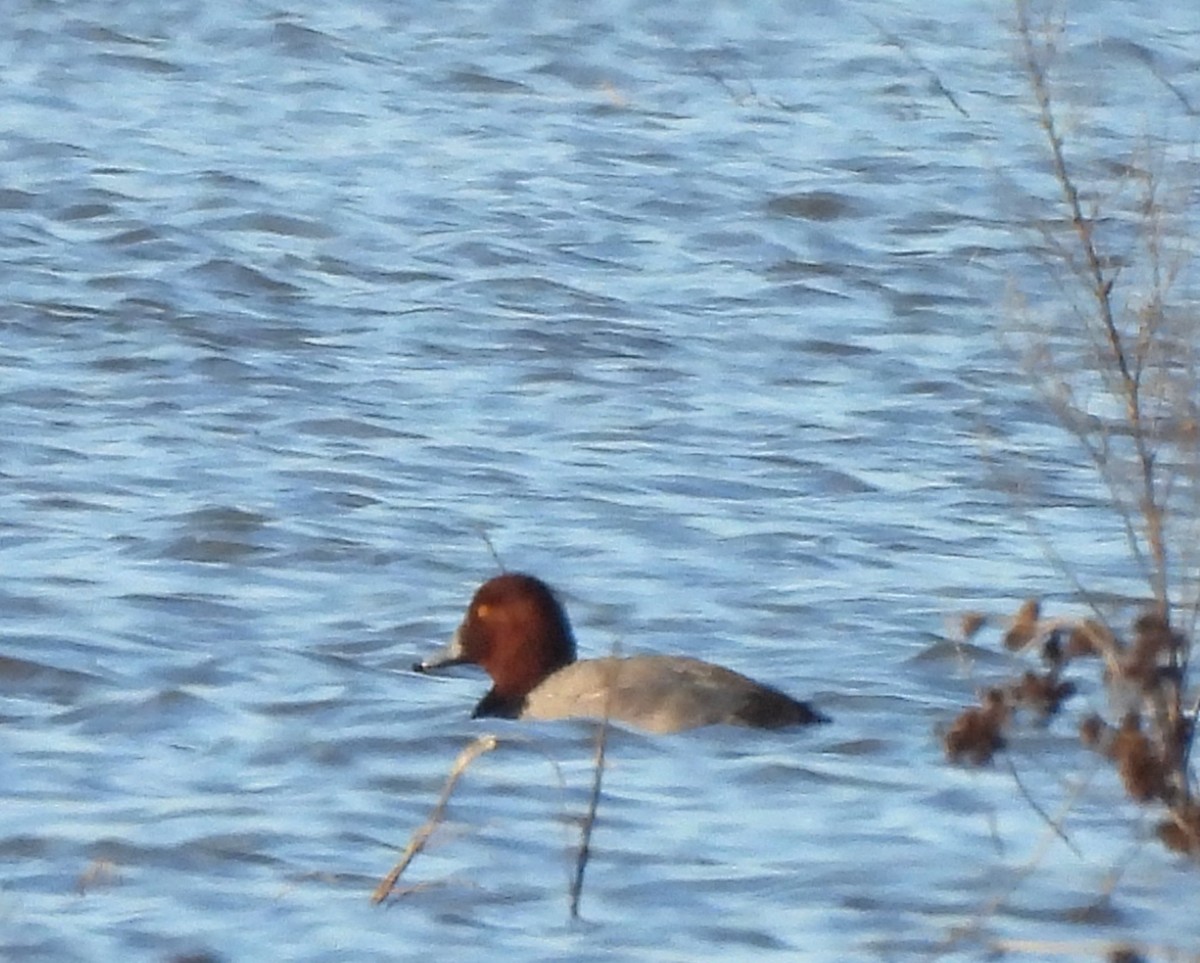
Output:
[414,573,828,734]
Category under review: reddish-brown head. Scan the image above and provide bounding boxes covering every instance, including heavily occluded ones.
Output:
[421,573,578,717]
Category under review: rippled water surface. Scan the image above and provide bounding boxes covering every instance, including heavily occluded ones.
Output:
[4,1,1200,960]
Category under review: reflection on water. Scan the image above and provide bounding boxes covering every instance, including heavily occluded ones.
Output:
[3,0,1199,959]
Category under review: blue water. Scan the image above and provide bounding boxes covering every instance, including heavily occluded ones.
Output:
[3,1,1200,960]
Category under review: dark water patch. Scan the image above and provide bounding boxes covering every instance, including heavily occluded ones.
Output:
[83,833,285,872]
[119,592,253,623]
[766,257,852,280]
[270,20,344,60]
[160,536,275,564]
[313,255,452,285]
[52,686,225,737]
[169,506,272,533]
[251,696,347,719]
[204,211,334,239]
[96,52,182,75]
[695,925,792,951]
[87,353,171,374]
[446,70,534,95]
[0,590,61,618]
[289,417,409,441]
[0,654,103,700]
[0,188,38,209]
[58,201,115,221]
[765,191,859,222]
[184,258,303,299]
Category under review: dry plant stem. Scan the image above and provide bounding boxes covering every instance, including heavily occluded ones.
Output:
[476,527,506,573]
[569,645,620,919]
[1014,0,1196,803]
[862,13,969,118]
[372,734,498,905]
[989,938,1156,959]
[1004,756,1082,857]
[942,765,1099,954]
[569,714,610,919]
[1022,528,1125,676]
[1016,0,1169,611]
[1017,0,1198,794]
[976,438,1123,666]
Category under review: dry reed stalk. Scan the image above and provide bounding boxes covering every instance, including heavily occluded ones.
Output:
[989,938,1156,959]
[1012,0,1197,803]
[1004,755,1083,857]
[942,764,1101,952]
[476,528,506,573]
[937,6,1198,952]
[862,12,969,117]
[569,713,610,918]
[1015,0,1174,611]
[372,733,498,905]
[569,643,620,919]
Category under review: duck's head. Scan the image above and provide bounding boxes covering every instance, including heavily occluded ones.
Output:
[415,573,578,716]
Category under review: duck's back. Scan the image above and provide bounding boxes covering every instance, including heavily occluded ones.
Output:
[520,654,826,734]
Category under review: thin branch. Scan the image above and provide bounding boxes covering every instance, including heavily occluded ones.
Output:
[941,764,1100,952]
[570,644,620,918]
[1004,755,1083,857]
[569,715,610,919]
[863,14,969,118]
[476,528,506,573]
[372,734,498,905]
[1015,0,1171,607]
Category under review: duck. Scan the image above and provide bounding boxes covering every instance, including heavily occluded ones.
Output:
[414,573,829,734]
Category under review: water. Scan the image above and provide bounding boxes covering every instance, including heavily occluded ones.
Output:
[3,1,1200,960]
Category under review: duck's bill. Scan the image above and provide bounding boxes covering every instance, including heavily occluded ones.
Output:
[412,627,468,673]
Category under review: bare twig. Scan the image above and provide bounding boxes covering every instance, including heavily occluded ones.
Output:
[372,734,498,905]
[569,715,610,918]
[569,645,620,918]
[1015,0,1171,610]
[476,528,506,573]
[989,938,1157,958]
[942,764,1099,952]
[1004,755,1084,857]
[863,14,969,117]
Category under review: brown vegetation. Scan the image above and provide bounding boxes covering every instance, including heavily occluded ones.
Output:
[946,596,1198,855]
[943,0,1199,862]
